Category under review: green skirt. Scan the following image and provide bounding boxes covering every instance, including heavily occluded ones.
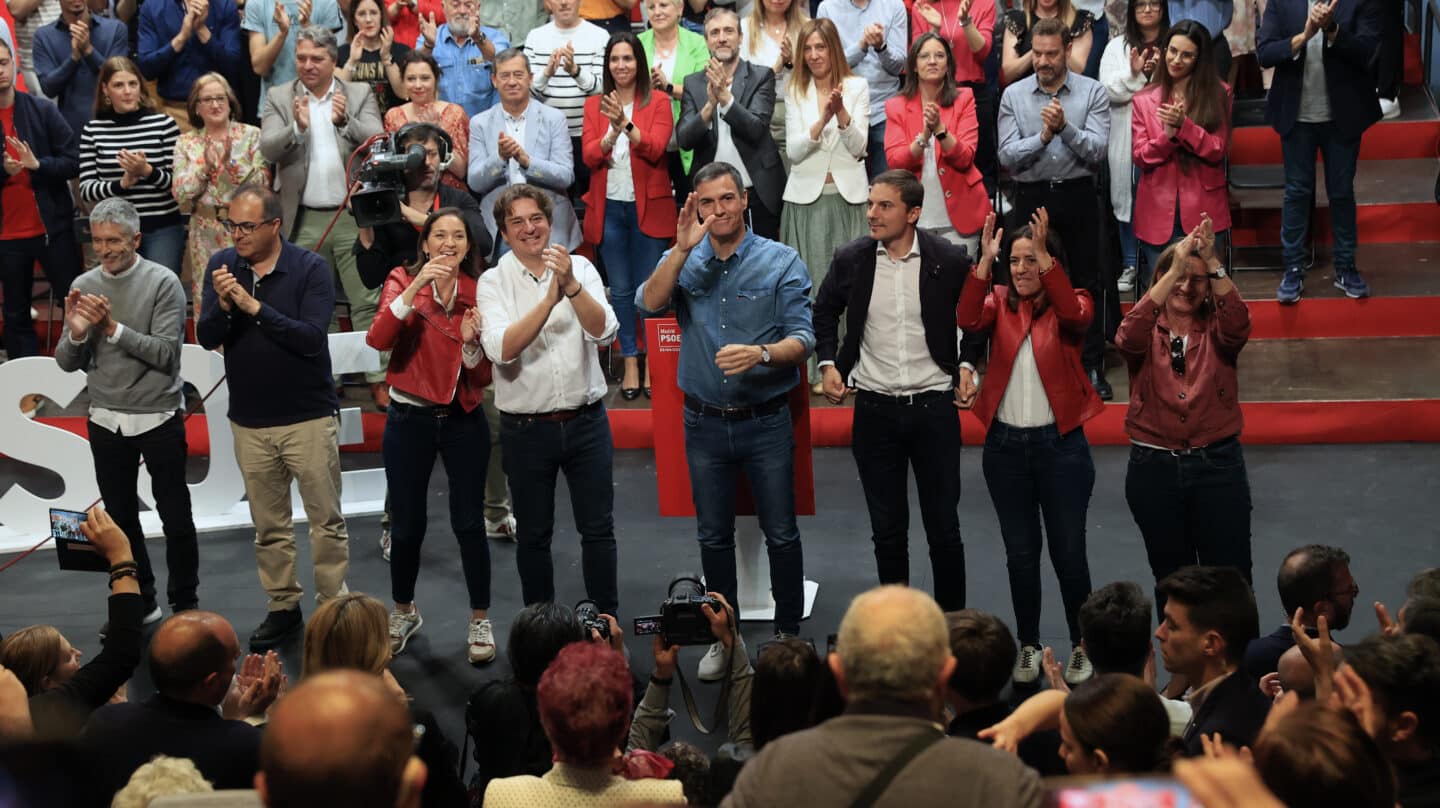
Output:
[780,187,865,384]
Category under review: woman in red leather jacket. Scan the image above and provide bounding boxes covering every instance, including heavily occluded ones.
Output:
[365,208,498,665]
[957,208,1103,687]
[1115,215,1252,611]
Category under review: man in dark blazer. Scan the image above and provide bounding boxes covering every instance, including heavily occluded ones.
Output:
[676,8,784,240]
[814,171,970,611]
[1257,0,1381,304]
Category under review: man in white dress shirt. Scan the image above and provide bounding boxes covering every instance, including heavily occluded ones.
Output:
[476,183,620,616]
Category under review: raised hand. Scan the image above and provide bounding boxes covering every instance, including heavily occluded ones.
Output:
[331,91,347,126]
[419,12,438,47]
[1374,600,1399,636]
[600,91,626,129]
[915,0,942,29]
[461,306,482,344]
[1192,213,1216,261]
[272,0,291,32]
[922,101,941,136]
[979,211,1004,268]
[1029,207,1051,269]
[674,192,713,252]
[1042,646,1070,693]
[298,0,313,25]
[292,95,310,132]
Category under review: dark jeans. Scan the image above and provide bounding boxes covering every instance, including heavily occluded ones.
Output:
[982,422,1094,645]
[683,403,804,635]
[668,151,693,210]
[1124,438,1253,618]
[589,13,631,35]
[383,401,492,609]
[960,82,998,197]
[746,188,781,242]
[1376,0,1404,99]
[851,390,966,611]
[1011,179,1108,373]
[570,136,591,210]
[1212,33,1231,81]
[866,119,889,179]
[500,401,618,615]
[89,414,199,610]
[1138,207,1232,290]
[599,199,668,357]
[1280,122,1361,272]
[0,231,82,358]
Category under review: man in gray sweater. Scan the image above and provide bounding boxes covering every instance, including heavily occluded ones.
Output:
[722,585,1045,808]
[54,198,198,622]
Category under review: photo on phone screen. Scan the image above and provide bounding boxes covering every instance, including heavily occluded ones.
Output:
[51,508,108,572]
[632,616,663,636]
[1045,776,1196,807]
[50,508,87,542]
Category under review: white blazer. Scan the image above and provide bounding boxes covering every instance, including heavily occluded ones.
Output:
[784,75,870,205]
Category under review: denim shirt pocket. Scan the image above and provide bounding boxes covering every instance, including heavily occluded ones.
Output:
[732,287,777,336]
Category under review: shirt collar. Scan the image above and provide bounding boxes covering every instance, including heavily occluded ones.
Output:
[874,236,921,261]
[1186,670,1233,712]
[1031,76,1072,97]
[502,102,531,123]
[54,14,96,30]
[699,229,757,269]
[306,78,340,103]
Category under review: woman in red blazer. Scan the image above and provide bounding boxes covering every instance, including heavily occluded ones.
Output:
[956,209,1103,687]
[365,208,497,664]
[582,31,676,399]
[885,33,992,255]
[1132,19,1232,289]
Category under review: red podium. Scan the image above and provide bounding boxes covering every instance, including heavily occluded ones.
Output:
[645,318,820,621]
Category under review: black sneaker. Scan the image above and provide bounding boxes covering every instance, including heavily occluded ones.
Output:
[249,607,303,651]
[1089,369,1113,402]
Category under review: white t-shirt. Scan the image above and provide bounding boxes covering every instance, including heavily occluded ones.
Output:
[605,102,636,202]
[740,16,792,102]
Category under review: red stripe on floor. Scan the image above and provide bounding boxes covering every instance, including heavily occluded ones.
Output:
[1117,296,1440,339]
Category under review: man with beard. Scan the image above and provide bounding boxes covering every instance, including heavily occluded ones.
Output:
[417,0,510,117]
[1243,544,1356,680]
[31,0,129,136]
[676,8,784,240]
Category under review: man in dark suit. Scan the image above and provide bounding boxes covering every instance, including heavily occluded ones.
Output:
[1257,0,1381,304]
[1155,566,1270,756]
[81,611,283,803]
[814,170,969,611]
[1243,544,1356,679]
[675,8,784,240]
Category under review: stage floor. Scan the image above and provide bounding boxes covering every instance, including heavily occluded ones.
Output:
[2,443,1437,763]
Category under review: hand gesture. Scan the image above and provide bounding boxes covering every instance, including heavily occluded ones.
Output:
[497,132,518,160]
[560,42,578,76]
[922,101,941,136]
[379,24,394,53]
[211,264,237,311]
[1192,213,1216,261]
[292,95,310,131]
[715,344,764,376]
[419,12,438,46]
[779,34,793,65]
[1173,758,1286,808]
[3,137,36,174]
[1129,43,1146,76]
[331,91,347,126]
[652,634,680,680]
[674,192,713,252]
[821,365,848,404]
[1029,207,1051,269]
[863,22,885,49]
[1332,665,1382,738]
[203,136,230,174]
[543,245,575,290]
[193,0,212,21]
[915,0,942,29]
[650,66,669,93]
[416,258,456,287]
[272,0,291,31]
[1374,600,1400,636]
[70,21,93,58]
[1311,0,1337,33]
[828,87,846,120]
[1158,101,1185,137]
[1290,607,1337,694]
[461,306,482,344]
[64,289,98,340]
[546,48,566,78]
[224,651,284,719]
[600,91,626,129]
[954,366,978,409]
[978,211,1004,266]
[297,0,313,25]
[1259,671,1282,700]
[1141,46,1158,76]
[117,149,151,181]
[957,0,973,18]
[80,506,133,565]
[704,57,726,102]
[1042,646,1071,693]
[1171,227,1196,269]
[1199,732,1252,763]
[1039,97,1065,134]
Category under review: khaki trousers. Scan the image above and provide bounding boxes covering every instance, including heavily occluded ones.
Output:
[233,415,350,610]
[482,384,510,521]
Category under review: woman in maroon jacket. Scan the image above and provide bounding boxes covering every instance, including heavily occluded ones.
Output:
[1115,214,1252,610]
[366,208,498,665]
[957,208,1103,687]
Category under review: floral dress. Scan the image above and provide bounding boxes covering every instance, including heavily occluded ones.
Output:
[384,101,471,191]
[172,123,269,320]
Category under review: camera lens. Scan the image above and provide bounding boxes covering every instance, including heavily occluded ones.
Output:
[667,575,705,601]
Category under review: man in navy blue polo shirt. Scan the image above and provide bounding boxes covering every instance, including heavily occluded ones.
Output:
[137,0,244,131]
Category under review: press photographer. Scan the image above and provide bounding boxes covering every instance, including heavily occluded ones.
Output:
[354,122,491,288]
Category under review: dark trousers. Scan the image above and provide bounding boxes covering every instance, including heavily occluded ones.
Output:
[1011,178,1108,373]
[1281,122,1361,272]
[1376,0,1404,99]
[500,401,618,615]
[866,119,889,179]
[88,414,199,610]
[746,189,781,241]
[0,231,82,358]
[851,390,966,611]
[982,422,1094,645]
[668,151,693,210]
[1124,438,1252,619]
[961,82,998,197]
[683,403,804,635]
[383,401,492,609]
[1212,33,1232,81]
[590,13,632,35]
[570,135,591,208]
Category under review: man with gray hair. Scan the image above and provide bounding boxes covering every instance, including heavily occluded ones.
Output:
[260,24,386,405]
[722,585,1044,807]
[243,0,343,115]
[55,197,199,625]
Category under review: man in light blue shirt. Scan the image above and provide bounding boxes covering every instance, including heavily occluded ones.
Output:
[817,0,907,178]
[1169,0,1234,77]
[418,0,510,116]
[637,161,813,673]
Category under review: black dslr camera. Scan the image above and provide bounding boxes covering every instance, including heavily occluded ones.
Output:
[575,599,610,640]
[633,575,723,647]
[349,137,424,228]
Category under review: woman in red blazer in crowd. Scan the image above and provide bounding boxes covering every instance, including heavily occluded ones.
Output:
[583,31,676,399]
[956,209,1103,687]
[366,208,498,665]
[1132,19,1232,288]
[885,33,992,255]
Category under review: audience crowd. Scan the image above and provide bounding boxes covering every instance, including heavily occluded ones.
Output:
[0,0,1427,803]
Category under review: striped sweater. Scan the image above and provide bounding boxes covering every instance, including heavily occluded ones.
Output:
[524,21,610,139]
[79,111,183,229]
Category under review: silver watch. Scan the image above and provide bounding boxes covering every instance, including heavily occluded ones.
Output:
[1208,266,1227,279]
[759,346,772,365]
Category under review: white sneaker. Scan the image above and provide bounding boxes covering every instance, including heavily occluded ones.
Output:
[141,606,164,625]
[697,641,727,682]
[1117,265,1138,294]
[486,514,518,542]
[1380,97,1401,120]
[1064,645,1095,685]
[468,618,496,664]
[1013,644,1041,685]
[389,608,422,655]
[379,528,391,562]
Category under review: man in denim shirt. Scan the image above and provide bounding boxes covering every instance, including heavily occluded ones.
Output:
[638,160,813,681]
[417,0,509,117]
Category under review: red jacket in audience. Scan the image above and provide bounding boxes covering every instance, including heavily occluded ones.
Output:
[367,267,492,410]
[885,90,992,236]
[1131,84,1232,245]
[580,91,676,246]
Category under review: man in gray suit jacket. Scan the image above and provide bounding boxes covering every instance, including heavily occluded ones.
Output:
[676,9,784,241]
[722,585,1045,808]
[259,25,386,392]
[468,48,581,256]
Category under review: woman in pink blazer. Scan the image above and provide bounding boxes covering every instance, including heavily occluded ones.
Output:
[1132,19,1231,289]
[884,33,992,255]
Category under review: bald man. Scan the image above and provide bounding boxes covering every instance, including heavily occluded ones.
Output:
[258,670,426,808]
[1275,641,1343,701]
[81,612,281,802]
[723,586,1045,808]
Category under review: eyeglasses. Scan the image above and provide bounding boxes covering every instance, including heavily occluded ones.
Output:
[198,95,229,106]
[1330,584,1360,599]
[1166,45,1198,61]
[1169,335,1185,376]
[220,218,278,235]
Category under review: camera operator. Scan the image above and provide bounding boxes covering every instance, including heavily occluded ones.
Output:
[353,121,490,288]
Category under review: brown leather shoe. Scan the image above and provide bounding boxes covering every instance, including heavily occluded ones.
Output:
[371,382,391,411]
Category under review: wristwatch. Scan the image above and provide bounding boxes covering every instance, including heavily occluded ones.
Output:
[1208,266,1227,279]
[759,345,772,365]
[625,121,635,133]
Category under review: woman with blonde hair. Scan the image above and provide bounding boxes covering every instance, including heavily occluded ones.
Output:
[1001,0,1094,84]
[742,0,808,170]
[172,73,268,320]
[782,17,868,391]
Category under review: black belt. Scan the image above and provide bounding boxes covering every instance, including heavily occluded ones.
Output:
[1017,176,1095,192]
[390,400,464,419]
[501,399,600,422]
[1142,434,1240,456]
[855,389,950,406]
[683,393,788,421]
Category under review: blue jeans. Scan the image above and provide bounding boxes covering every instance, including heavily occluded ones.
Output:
[140,223,187,276]
[1118,218,1137,270]
[982,423,1095,645]
[1124,438,1252,620]
[383,401,491,609]
[500,401,618,615]
[598,199,668,357]
[866,119,889,180]
[683,403,804,635]
[1281,122,1361,272]
[1139,207,1231,292]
